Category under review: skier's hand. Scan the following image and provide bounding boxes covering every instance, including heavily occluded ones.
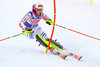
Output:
[46,20,54,25]
[26,27,32,31]
[23,28,33,34]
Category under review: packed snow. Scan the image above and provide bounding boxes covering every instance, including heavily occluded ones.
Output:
[0,0,100,67]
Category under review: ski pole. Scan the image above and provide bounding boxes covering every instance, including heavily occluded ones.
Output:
[0,33,23,42]
[55,24,100,41]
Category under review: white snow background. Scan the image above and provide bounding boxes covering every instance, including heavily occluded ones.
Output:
[0,0,100,67]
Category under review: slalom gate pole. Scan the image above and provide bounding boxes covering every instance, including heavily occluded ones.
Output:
[90,0,92,5]
[55,24,100,41]
[0,33,23,42]
[46,0,56,53]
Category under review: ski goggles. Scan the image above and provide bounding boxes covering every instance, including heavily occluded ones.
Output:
[36,9,43,12]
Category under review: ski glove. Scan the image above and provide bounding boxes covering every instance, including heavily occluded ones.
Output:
[23,28,34,34]
[46,20,54,25]
[25,27,32,31]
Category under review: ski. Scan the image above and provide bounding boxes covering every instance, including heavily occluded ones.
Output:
[58,52,82,61]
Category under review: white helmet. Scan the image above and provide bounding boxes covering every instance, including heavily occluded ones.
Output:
[32,3,43,14]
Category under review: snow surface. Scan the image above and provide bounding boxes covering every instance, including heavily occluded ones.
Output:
[0,0,100,67]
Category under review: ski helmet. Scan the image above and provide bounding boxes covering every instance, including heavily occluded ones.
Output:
[32,3,43,15]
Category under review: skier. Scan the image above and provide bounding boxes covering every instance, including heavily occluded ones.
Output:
[19,3,82,60]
